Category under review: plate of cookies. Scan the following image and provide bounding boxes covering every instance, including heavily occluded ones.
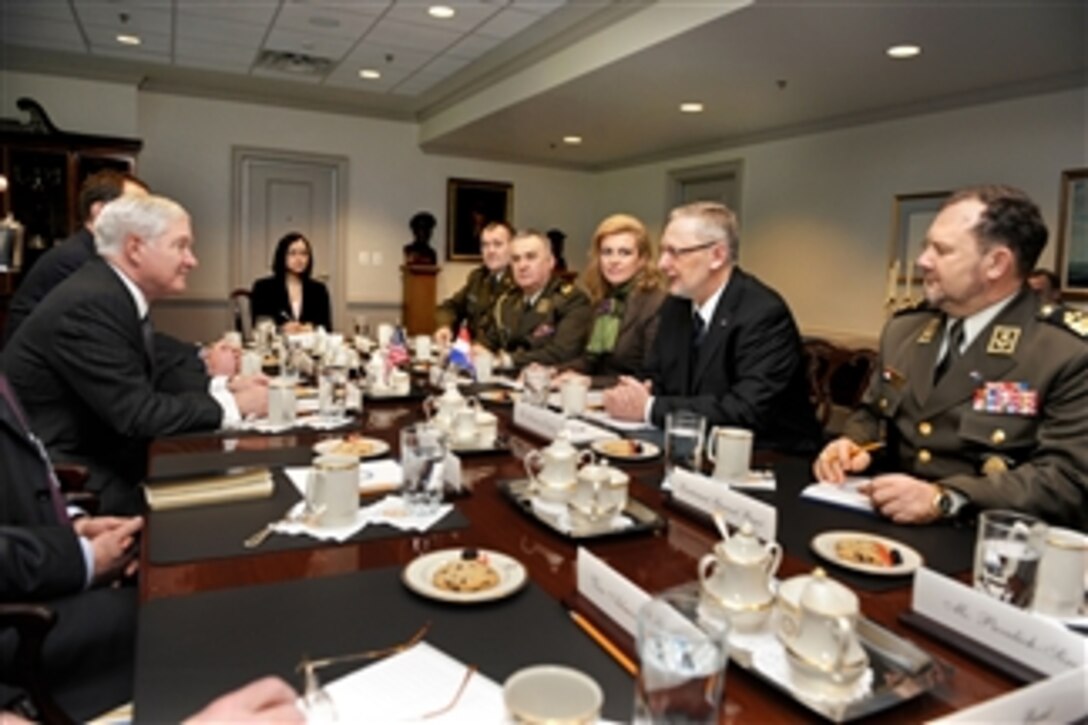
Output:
[402,547,528,604]
[811,530,923,576]
[590,438,660,461]
[312,434,391,460]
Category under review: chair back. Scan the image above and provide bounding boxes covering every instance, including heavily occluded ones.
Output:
[229,289,253,342]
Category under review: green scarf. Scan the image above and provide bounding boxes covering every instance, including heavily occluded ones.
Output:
[585,281,633,354]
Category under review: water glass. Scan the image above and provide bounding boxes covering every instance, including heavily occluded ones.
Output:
[973,509,1047,608]
[400,424,447,516]
[664,411,706,480]
[319,363,348,419]
[523,365,553,407]
[635,587,729,724]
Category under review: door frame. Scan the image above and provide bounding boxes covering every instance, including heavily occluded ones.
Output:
[666,159,744,218]
[230,146,349,325]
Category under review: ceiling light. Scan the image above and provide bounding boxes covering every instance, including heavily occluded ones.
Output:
[116,34,141,46]
[359,69,381,80]
[887,44,921,59]
[679,102,704,113]
[428,5,455,19]
[562,136,582,145]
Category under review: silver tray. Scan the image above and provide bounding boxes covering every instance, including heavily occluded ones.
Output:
[693,579,952,722]
[499,479,665,540]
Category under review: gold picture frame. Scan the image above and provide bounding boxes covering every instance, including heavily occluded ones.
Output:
[446,178,514,261]
[1056,168,1088,300]
[888,191,950,281]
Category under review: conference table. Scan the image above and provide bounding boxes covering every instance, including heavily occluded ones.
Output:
[134,392,1022,722]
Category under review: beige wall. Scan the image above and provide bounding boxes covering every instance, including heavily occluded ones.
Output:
[595,87,1088,345]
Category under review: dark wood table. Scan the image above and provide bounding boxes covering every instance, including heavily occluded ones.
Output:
[140,399,1019,722]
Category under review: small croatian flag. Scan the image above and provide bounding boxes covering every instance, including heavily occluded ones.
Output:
[448,325,475,375]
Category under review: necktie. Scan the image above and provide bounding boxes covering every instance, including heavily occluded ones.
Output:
[692,313,706,347]
[141,315,156,369]
[933,318,965,385]
[0,376,69,523]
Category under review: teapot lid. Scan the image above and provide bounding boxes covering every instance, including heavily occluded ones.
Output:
[545,428,578,455]
[799,567,858,616]
[723,520,771,563]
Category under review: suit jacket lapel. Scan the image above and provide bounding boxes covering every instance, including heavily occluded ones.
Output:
[692,271,742,389]
[909,315,943,407]
[922,291,1032,416]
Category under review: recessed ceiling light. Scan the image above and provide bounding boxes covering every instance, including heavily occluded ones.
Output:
[679,102,704,113]
[428,5,455,19]
[887,44,921,59]
[116,33,141,46]
[562,136,583,145]
[359,69,381,80]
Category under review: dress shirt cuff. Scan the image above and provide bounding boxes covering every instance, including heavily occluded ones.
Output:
[945,487,969,516]
[643,396,656,425]
[209,375,229,395]
[213,389,242,428]
[78,536,95,590]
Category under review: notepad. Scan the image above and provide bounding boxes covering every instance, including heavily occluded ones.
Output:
[801,477,875,513]
[144,467,273,510]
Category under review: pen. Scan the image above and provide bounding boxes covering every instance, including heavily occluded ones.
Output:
[568,610,638,677]
[858,441,885,453]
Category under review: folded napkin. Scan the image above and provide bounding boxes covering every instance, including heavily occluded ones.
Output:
[318,641,502,723]
[271,494,453,542]
[578,408,655,432]
[530,496,632,535]
[801,478,874,513]
[237,414,354,434]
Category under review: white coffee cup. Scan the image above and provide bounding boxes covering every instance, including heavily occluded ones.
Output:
[240,349,262,376]
[451,407,479,447]
[560,377,589,416]
[503,665,602,725]
[377,323,394,348]
[707,427,753,482]
[306,454,359,528]
[267,378,296,426]
[389,369,411,395]
[474,350,493,383]
[1032,527,1088,617]
[475,410,499,448]
[415,335,432,361]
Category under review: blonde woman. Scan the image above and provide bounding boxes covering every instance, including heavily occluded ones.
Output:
[556,214,666,387]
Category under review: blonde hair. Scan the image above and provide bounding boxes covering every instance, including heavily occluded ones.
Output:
[581,214,664,303]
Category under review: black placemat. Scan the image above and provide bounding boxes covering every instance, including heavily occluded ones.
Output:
[147,469,470,565]
[149,447,315,480]
[133,567,634,722]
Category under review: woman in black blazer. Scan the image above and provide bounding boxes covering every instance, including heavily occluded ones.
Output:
[557,214,666,387]
[250,232,332,332]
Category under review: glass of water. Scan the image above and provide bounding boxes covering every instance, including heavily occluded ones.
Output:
[400,424,447,516]
[635,586,729,724]
[664,411,706,481]
[523,365,553,407]
[973,509,1047,608]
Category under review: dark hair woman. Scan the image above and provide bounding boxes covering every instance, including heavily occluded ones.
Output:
[250,231,332,331]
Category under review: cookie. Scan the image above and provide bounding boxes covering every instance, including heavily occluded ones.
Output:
[834,538,902,567]
[432,559,500,593]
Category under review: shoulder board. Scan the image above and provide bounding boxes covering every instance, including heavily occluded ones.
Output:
[559,282,574,296]
[892,300,935,318]
[1039,304,1088,339]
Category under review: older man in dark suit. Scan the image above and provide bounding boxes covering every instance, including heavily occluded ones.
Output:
[1,195,268,514]
[0,373,141,720]
[604,202,820,453]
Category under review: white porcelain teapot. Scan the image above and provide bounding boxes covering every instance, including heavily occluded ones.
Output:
[523,430,594,503]
[423,380,469,431]
[699,517,781,629]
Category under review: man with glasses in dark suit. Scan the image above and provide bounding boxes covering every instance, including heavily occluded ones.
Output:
[603,201,819,453]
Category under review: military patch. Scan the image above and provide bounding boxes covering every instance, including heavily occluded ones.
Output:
[1062,309,1088,338]
[916,318,940,344]
[535,298,552,314]
[986,325,1020,355]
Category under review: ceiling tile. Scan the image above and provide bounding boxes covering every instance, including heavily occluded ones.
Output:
[392,71,445,95]
[274,3,383,38]
[444,32,502,59]
[419,54,470,76]
[175,37,258,65]
[72,1,172,35]
[85,26,171,54]
[175,0,280,26]
[91,42,172,63]
[474,7,538,39]
[384,1,504,34]
[176,15,269,45]
[286,0,392,15]
[264,27,355,60]
[1,2,77,22]
[1,16,86,50]
[364,17,462,53]
[250,66,325,84]
[337,41,435,75]
[508,0,565,15]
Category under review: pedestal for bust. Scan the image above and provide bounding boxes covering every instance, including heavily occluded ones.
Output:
[401,264,439,335]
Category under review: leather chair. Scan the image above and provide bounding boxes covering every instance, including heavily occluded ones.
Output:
[0,604,76,725]
[802,338,878,435]
[229,288,253,342]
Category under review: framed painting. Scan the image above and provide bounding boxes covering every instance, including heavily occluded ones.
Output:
[446,178,513,261]
[1056,168,1088,299]
[888,191,950,282]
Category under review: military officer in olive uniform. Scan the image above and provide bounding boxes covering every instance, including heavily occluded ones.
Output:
[815,185,1088,529]
[434,221,517,346]
[481,230,592,368]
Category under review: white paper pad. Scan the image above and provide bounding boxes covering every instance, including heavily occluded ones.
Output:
[578,408,655,432]
[237,414,354,434]
[801,478,874,513]
[720,470,777,492]
[318,642,503,723]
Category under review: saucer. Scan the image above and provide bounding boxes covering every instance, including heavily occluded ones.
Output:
[590,439,660,461]
[313,436,390,460]
[402,548,527,604]
[811,531,922,576]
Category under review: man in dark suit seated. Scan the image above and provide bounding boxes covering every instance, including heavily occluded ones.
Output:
[0,373,141,720]
[604,202,820,453]
[1,195,268,514]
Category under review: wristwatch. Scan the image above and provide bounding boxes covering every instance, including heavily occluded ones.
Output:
[932,485,959,518]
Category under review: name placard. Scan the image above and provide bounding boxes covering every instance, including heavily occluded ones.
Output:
[928,665,1088,724]
[670,469,777,542]
[576,547,652,637]
[512,402,617,445]
[912,567,1086,677]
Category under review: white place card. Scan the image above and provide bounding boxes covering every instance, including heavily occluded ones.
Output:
[927,665,1088,724]
[513,402,617,445]
[576,547,652,637]
[670,469,777,542]
[912,567,1087,677]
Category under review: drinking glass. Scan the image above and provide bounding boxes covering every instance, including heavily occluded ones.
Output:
[635,587,729,724]
[973,509,1047,608]
[400,424,447,516]
[523,365,552,407]
[664,411,706,480]
[319,362,348,420]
